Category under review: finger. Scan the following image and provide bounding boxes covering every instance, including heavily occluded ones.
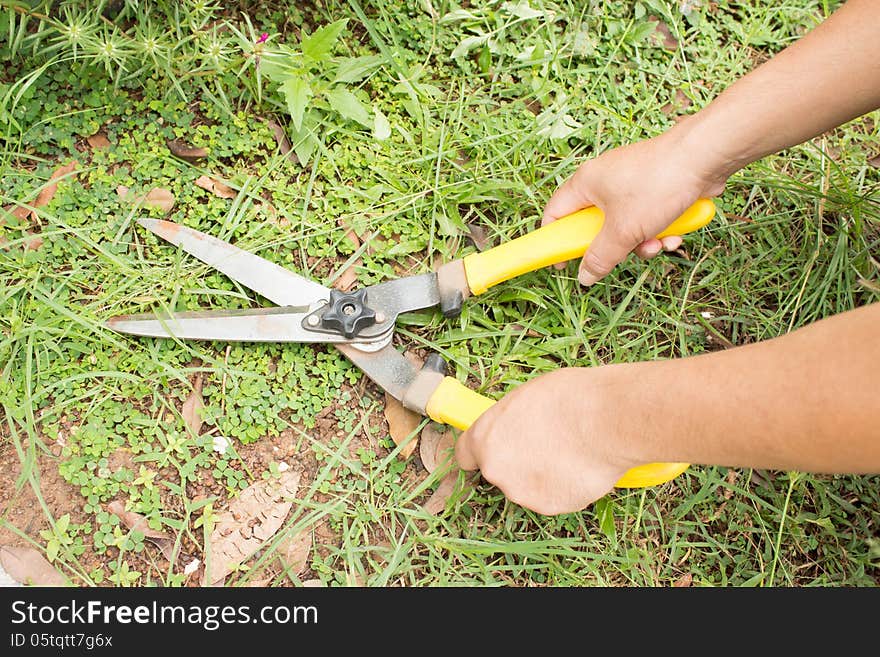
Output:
[454,427,480,471]
[578,218,641,286]
[541,170,595,228]
[542,172,596,268]
[660,235,683,252]
[633,238,662,260]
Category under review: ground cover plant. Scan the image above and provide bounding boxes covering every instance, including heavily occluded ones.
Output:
[0,0,878,587]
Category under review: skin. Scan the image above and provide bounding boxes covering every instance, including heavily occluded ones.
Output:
[455,0,880,515]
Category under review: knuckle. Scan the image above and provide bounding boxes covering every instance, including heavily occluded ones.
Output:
[582,249,615,276]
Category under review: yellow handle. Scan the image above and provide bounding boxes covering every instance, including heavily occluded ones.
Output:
[463,198,716,295]
[425,376,688,488]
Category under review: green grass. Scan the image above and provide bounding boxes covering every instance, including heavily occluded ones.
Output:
[1,0,878,587]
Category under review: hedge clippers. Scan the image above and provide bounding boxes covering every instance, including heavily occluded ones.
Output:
[107,199,715,488]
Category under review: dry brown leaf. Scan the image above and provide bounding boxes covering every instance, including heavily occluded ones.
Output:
[0,546,67,586]
[31,161,77,218]
[117,186,175,212]
[466,223,489,251]
[107,501,170,541]
[419,424,444,473]
[167,139,208,163]
[649,16,679,50]
[182,374,205,436]
[338,218,361,249]
[245,578,272,587]
[524,97,542,115]
[510,323,540,338]
[266,119,298,163]
[422,470,464,515]
[277,530,312,582]
[24,233,43,251]
[145,187,175,212]
[194,175,237,199]
[86,133,111,149]
[1,204,30,225]
[107,500,177,562]
[383,392,421,459]
[204,469,301,585]
[419,424,453,474]
[869,153,880,168]
[673,573,693,588]
[332,258,361,292]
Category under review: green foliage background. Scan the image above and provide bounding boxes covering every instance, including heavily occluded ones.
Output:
[1,0,878,586]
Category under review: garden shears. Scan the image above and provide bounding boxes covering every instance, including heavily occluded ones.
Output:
[106,199,715,488]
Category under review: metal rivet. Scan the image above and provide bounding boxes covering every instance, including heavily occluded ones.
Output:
[375,312,386,323]
[307,315,320,326]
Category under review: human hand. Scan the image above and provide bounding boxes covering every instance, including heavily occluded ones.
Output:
[543,129,727,285]
[454,367,645,515]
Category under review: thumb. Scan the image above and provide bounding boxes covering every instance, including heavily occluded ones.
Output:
[454,426,479,471]
[578,216,642,286]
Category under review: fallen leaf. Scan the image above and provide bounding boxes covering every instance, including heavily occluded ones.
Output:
[182,374,205,436]
[649,16,679,50]
[86,132,111,149]
[167,139,208,163]
[204,469,301,585]
[509,323,540,338]
[419,423,453,474]
[107,501,176,561]
[422,470,475,515]
[1,204,29,225]
[194,175,237,199]
[24,233,43,251]
[107,501,171,540]
[266,119,298,163]
[338,218,361,249]
[31,161,77,218]
[150,188,179,212]
[524,97,542,115]
[245,578,272,587]
[0,546,66,586]
[419,424,443,473]
[673,573,693,588]
[118,186,175,212]
[661,89,692,118]
[869,153,880,168]
[383,392,421,459]
[332,258,361,292]
[276,530,312,583]
[723,469,738,500]
[466,223,490,251]
[259,202,289,227]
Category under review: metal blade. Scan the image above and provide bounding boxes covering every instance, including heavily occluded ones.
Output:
[363,273,440,317]
[138,218,329,307]
[336,343,420,401]
[106,307,389,345]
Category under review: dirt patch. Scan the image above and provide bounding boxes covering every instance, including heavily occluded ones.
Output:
[0,377,437,586]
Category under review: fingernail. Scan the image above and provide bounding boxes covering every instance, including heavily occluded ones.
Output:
[578,269,598,286]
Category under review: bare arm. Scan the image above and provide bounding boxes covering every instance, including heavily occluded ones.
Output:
[542,0,880,285]
[454,1,880,516]
[455,303,880,515]
[685,0,880,179]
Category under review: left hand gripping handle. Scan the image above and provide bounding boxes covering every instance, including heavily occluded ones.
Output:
[425,377,688,488]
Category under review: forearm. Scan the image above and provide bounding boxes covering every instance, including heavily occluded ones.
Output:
[675,0,880,179]
[613,302,880,473]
